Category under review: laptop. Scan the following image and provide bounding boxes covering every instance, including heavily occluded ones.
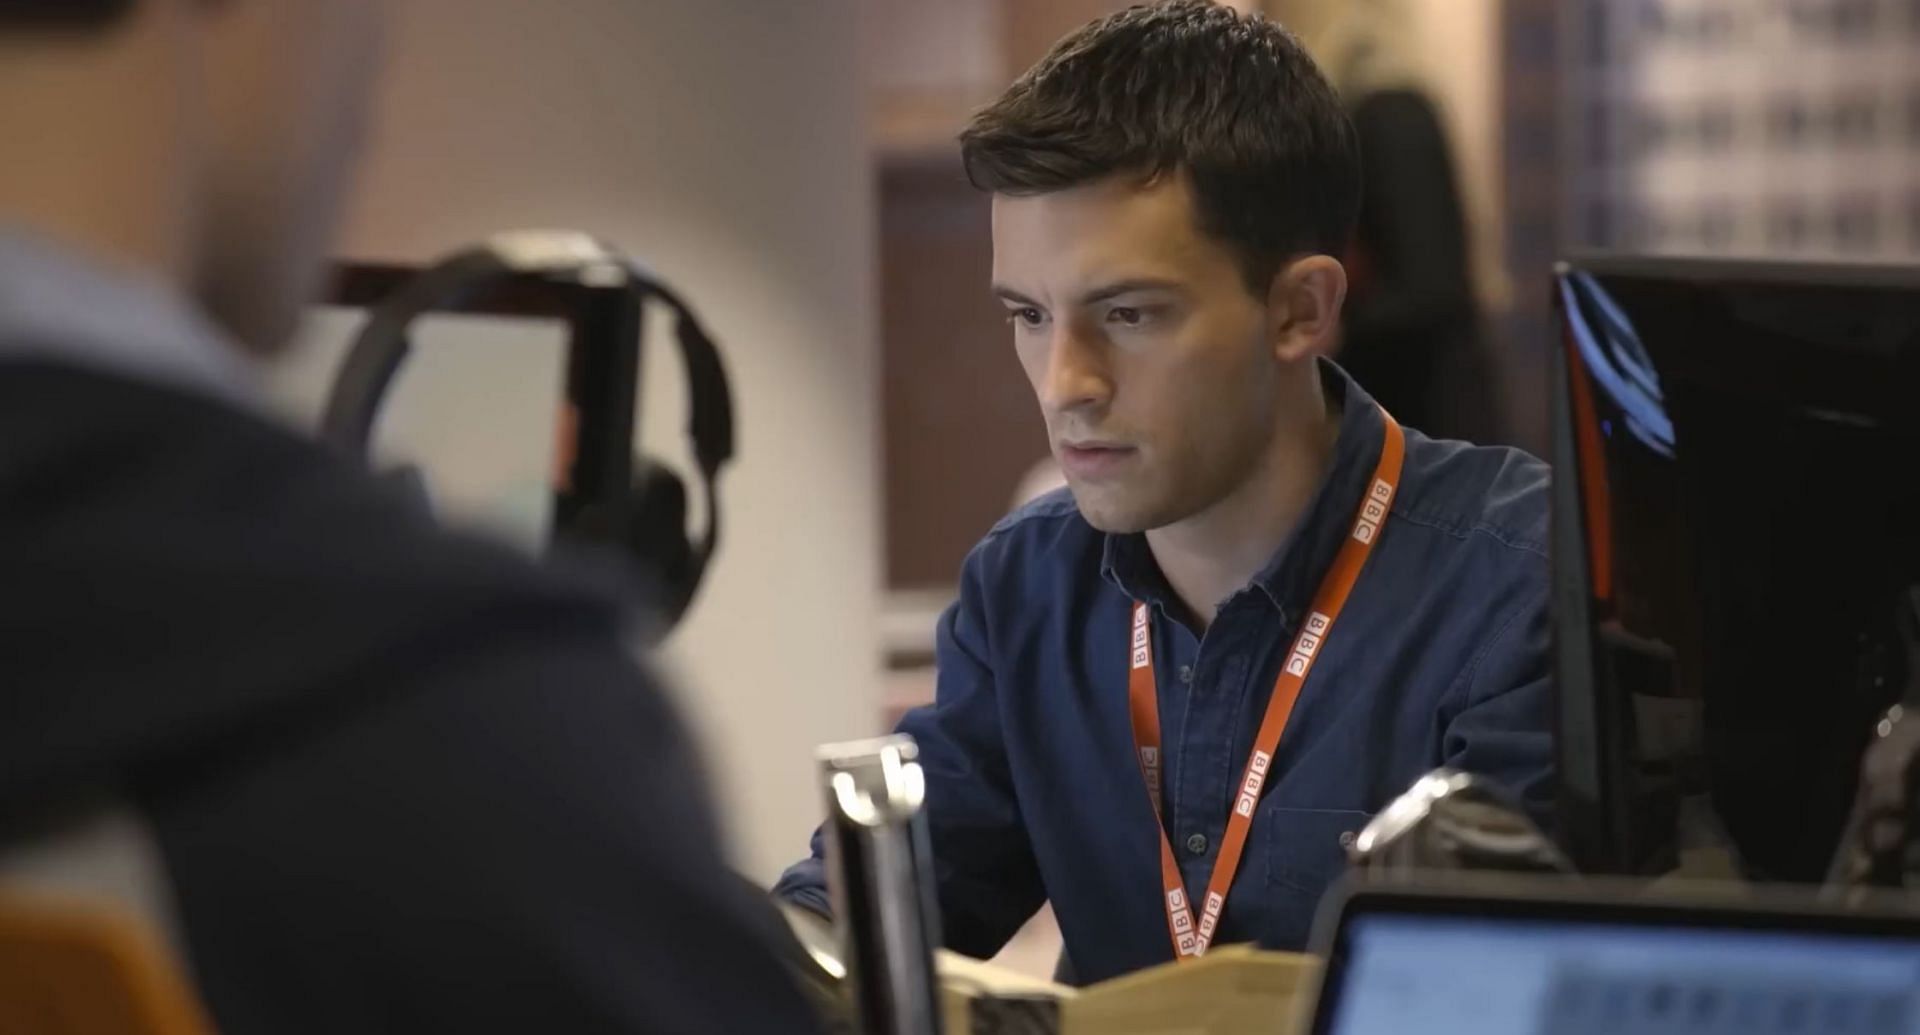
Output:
[1305,879,1920,1035]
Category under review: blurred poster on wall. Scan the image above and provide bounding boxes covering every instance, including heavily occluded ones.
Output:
[1566,0,1920,261]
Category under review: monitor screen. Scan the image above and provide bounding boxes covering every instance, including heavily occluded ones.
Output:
[270,305,570,552]
[1551,257,1920,880]
[1321,912,1920,1035]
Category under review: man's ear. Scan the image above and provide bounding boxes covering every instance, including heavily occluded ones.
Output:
[1264,254,1348,362]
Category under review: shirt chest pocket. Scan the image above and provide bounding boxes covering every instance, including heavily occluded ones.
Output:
[1262,807,1368,896]
[1220,806,1368,952]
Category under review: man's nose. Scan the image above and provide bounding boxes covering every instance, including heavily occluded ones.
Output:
[1040,321,1112,416]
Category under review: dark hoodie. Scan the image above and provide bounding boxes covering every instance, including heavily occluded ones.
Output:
[0,237,819,1033]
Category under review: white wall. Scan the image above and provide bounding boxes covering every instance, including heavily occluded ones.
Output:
[867,0,1004,96]
[1404,0,1506,308]
[327,0,880,882]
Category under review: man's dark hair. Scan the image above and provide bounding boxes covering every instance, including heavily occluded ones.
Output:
[961,0,1360,292]
[0,0,131,27]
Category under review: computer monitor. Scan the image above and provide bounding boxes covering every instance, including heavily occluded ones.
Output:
[1307,881,1920,1035]
[1551,256,1920,880]
[269,262,644,553]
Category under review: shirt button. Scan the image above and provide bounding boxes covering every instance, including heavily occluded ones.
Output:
[1339,831,1358,851]
[1186,833,1209,855]
[1178,665,1194,684]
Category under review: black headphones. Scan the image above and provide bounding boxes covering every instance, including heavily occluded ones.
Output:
[320,231,735,632]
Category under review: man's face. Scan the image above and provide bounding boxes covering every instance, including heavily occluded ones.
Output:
[991,173,1289,533]
[194,0,389,352]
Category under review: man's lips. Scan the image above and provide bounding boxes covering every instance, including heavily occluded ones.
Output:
[1057,441,1138,479]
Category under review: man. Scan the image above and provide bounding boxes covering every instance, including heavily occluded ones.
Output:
[778,0,1550,984]
[0,2,817,1031]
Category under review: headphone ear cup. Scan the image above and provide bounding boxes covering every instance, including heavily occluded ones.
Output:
[627,456,697,622]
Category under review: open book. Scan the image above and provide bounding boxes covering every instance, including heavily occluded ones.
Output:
[777,902,1318,1035]
[940,943,1318,1035]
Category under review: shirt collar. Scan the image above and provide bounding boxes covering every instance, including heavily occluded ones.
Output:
[1100,359,1387,619]
[0,227,265,413]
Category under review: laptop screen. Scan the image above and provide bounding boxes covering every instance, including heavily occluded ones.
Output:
[1320,913,1920,1035]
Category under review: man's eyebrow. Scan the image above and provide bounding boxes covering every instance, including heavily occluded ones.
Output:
[991,284,1042,307]
[991,279,1184,308]
[1076,278,1183,306]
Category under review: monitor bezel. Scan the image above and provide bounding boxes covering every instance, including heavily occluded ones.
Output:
[1559,252,1920,290]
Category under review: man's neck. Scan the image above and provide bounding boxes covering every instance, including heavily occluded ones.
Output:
[0,29,197,293]
[1146,389,1342,632]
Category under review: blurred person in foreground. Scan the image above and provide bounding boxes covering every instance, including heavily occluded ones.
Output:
[0,1,818,1031]
[778,0,1550,983]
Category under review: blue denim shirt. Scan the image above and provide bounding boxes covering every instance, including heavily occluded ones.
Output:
[777,364,1552,984]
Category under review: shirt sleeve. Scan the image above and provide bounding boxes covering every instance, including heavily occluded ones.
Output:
[1440,582,1556,828]
[774,540,1046,959]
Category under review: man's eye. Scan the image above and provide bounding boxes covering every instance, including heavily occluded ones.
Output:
[1007,308,1045,328]
[1108,306,1145,327]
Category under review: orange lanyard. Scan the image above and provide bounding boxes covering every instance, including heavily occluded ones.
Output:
[1127,407,1405,960]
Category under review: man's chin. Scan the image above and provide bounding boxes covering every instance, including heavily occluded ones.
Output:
[1066,486,1157,535]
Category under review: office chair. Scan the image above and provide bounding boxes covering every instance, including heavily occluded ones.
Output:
[0,889,214,1035]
